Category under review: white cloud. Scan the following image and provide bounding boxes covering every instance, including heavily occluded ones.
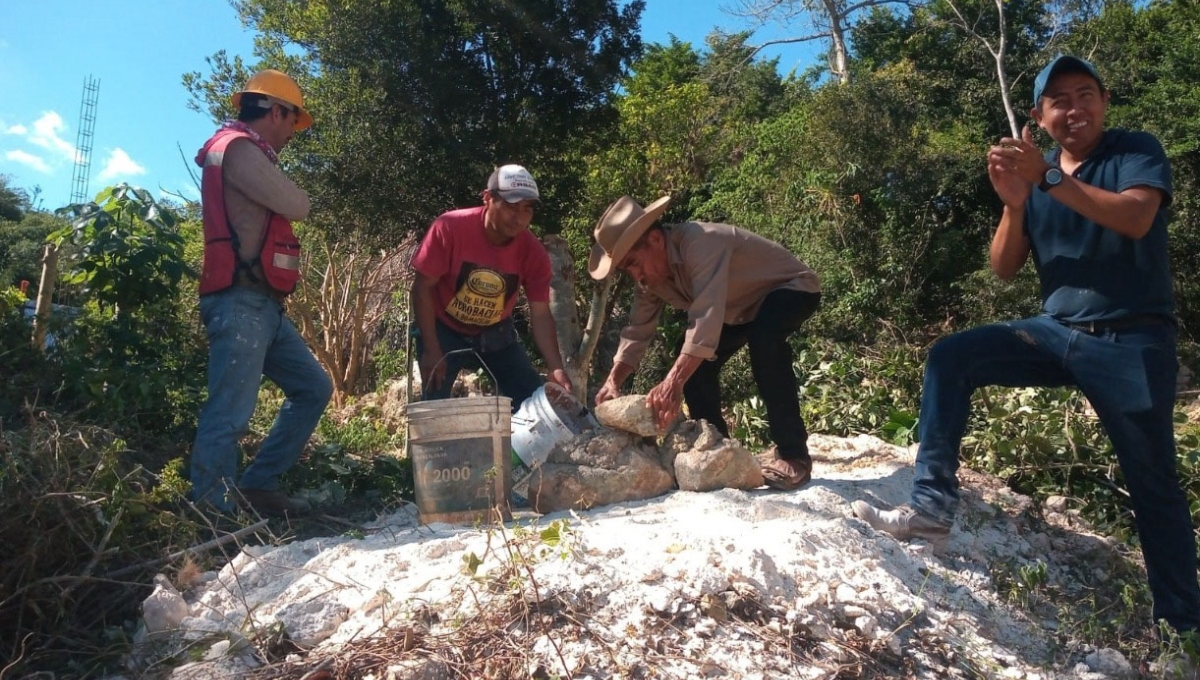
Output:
[95,148,147,181]
[28,111,80,163]
[5,149,51,173]
[4,124,26,135]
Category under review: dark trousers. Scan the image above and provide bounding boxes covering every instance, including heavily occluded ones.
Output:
[912,315,1200,632]
[682,289,820,462]
[416,318,544,412]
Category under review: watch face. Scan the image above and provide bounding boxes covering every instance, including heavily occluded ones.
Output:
[1046,168,1063,185]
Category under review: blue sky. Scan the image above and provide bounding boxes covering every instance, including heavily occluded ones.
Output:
[0,0,820,212]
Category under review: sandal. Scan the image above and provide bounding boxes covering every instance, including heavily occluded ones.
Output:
[761,457,812,491]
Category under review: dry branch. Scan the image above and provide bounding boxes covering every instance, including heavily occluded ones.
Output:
[291,237,418,407]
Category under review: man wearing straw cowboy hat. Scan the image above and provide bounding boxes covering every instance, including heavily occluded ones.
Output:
[411,164,571,409]
[591,195,822,490]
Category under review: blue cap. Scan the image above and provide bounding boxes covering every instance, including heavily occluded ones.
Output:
[1033,55,1104,107]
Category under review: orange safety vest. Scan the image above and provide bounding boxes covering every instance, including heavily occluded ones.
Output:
[197,128,302,296]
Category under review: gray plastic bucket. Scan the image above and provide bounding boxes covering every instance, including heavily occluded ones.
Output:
[406,396,512,524]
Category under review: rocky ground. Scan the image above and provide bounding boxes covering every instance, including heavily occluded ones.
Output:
[130,433,1185,680]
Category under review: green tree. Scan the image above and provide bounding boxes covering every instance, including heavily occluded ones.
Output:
[0,212,63,289]
[50,185,205,431]
[0,175,28,222]
[1064,0,1200,337]
[185,0,645,243]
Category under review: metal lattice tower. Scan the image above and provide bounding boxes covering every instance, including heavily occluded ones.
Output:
[69,76,100,204]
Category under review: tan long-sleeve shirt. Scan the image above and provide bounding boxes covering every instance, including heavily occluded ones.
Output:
[613,222,820,367]
[223,139,309,263]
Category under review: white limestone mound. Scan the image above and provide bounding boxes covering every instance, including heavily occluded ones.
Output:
[136,435,1145,680]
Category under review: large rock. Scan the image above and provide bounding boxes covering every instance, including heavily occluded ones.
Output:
[528,428,674,513]
[594,395,678,437]
[663,420,764,492]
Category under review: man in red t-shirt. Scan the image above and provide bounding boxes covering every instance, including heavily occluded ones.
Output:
[410,165,571,409]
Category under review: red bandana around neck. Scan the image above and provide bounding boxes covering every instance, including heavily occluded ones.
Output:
[218,120,279,164]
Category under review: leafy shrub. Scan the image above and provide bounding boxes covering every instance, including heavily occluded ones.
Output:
[47,185,206,434]
[287,440,414,508]
[0,286,57,425]
[795,340,925,445]
[302,409,412,505]
[0,211,63,288]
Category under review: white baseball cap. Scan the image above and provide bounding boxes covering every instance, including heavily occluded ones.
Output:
[487,164,540,202]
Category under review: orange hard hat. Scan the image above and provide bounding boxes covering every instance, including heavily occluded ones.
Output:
[232,69,313,131]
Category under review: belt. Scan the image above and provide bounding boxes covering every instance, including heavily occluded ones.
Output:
[1064,313,1172,334]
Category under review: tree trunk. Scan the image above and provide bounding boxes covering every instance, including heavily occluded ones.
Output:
[821,0,850,84]
[31,244,57,351]
[544,235,587,399]
[542,234,620,403]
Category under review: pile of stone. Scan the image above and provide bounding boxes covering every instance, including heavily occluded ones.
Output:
[527,395,763,514]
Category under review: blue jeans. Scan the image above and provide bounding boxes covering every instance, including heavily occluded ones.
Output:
[190,287,332,511]
[417,318,544,411]
[912,315,1200,631]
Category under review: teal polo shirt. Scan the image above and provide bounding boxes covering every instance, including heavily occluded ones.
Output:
[1025,129,1175,323]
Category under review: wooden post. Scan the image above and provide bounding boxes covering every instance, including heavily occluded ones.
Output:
[31,243,58,351]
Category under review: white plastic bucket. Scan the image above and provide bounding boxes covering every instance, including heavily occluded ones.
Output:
[511,384,598,470]
[406,396,512,524]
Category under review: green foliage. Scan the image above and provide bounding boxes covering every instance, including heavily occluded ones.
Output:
[292,443,414,508]
[53,184,193,311]
[0,287,56,424]
[283,412,413,505]
[0,211,64,289]
[729,395,770,451]
[990,558,1049,610]
[44,185,206,433]
[186,0,645,243]
[0,174,28,222]
[795,340,925,443]
[316,411,402,457]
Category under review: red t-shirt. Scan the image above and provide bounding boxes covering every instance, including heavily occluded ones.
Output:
[411,206,552,336]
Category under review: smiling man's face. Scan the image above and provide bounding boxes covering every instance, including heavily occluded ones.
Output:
[1032,71,1109,157]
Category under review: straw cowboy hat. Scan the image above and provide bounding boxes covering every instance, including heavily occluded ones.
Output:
[588,195,672,280]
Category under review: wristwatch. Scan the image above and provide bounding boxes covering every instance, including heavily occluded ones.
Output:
[1039,166,1064,192]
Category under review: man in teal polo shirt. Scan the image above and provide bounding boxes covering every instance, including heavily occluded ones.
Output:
[853,55,1200,634]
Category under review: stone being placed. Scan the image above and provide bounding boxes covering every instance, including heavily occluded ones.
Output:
[594,394,678,437]
[663,419,764,491]
[528,428,673,513]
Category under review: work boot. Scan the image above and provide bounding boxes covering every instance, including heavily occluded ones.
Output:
[851,501,951,542]
[236,488,312,518]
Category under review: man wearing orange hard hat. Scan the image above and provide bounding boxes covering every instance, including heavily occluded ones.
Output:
[189,69,331,518]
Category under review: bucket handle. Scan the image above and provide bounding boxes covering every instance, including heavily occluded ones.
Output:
[436,347,508,430]
[430,347,501,393]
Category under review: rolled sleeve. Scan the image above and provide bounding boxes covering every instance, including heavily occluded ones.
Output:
[613,290,664,369]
